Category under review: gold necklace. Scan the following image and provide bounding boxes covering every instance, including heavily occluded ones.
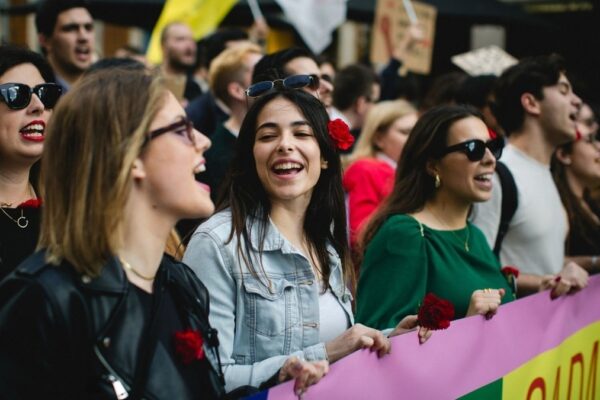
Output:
[427,208,470,252]
[0,206,29,229]
[119,257,156,281]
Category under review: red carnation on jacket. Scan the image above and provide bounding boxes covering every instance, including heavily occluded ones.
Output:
[501,266,520,279]
[173,329,204,365]
[417,293,455,330]
[328,118,354,150]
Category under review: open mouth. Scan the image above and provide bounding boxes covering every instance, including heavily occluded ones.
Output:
[272,161,304,176]
[474,173,492,183]
[20,121,45,142]
[75,47,91,60]
[193,162,206,175]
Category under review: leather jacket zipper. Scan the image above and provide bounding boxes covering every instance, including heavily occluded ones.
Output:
[94,345,130,399]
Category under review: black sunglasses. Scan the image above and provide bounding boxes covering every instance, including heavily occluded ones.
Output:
[0,82,62,110]
[245,74,320,98]
[438,138,504,161]
[146,116,196,146]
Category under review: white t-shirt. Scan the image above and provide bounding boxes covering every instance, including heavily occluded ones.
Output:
[318,286,350,343]
[471,144,568,275]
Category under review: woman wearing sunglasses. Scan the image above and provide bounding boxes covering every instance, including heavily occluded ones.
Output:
[0,45,62,281]
[552,102,600,272]
[0,69,325,399]
[355,105,514,330]
[184,89,427,393]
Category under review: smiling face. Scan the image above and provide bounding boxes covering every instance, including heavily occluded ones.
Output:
[41,7,95,75]
[375,112,418,163]
[0,63,51,169]
[253,96,324,207]
[139,91,214,220]
[433,116,496,206]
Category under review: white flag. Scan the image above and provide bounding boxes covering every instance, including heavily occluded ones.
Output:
[274,0,347,54]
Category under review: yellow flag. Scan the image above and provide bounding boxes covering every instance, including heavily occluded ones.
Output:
[146,0,237,65]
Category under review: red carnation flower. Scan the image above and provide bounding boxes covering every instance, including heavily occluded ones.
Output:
[575,129,582,141]
[417,293,454,330]
[173,329,204,365]
[501,266,520,279]
[19,198,43,208]
[488,127,497,140]
[327,118,354,150]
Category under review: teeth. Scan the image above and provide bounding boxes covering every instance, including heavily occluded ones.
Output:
[22,123,44,132]
[273,162,301,170]
[476,174,492,181]
[194,163,206,174]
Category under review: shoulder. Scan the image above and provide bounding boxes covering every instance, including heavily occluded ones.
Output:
[343,159,394,186]
[368,214,425,252]
[193,210,234,242]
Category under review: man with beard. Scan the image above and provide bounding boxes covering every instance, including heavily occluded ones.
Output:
[35,0,95,92]
[160,22,202,105]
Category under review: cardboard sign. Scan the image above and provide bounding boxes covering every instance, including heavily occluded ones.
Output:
[452,45,518,76]
[370,0,437,75]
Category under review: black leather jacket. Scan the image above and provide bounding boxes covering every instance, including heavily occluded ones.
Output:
[0,250,227,400]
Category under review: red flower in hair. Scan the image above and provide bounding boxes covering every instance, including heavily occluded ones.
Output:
[488,127,497,140]
[19,198,43,208]
[417,293,454,330]
[327,119,354,150]
[173,329,204,365]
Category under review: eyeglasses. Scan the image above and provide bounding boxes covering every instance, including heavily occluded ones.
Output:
[438,138,504,162]
[245,74,320,98]
[146,116,196,146]
[0,82,62,110]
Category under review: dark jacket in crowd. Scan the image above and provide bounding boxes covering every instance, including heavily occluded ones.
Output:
[0,251,226,399]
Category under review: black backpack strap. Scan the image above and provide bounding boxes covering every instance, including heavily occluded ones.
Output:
[493,161,518,258]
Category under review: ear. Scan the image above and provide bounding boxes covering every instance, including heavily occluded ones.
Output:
[355,96,368,115]
[521,93,541,117]
[554,147,572,166]
[227,81,246,102]
[321,157,329,170]
[372,130,386,151]
[131,158,147,180]
[38,33,50,53]
[425,158,439,178]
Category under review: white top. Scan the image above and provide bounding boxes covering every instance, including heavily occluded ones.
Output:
[471,144,568,275]
[318,285,350,343]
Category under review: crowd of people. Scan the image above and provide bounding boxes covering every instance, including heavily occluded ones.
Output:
[0,0,598,398]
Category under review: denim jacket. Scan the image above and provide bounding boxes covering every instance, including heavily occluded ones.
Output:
[183,210,354,392]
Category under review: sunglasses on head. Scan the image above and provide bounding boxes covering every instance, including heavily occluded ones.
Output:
[0,82,62,110]
[146,116,196,146]
[438,138,504,162]
[245,74,320,98]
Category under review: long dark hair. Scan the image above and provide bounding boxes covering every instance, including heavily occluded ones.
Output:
[217,89,352,290]
[358,105,481,255]
[551,143,600,253]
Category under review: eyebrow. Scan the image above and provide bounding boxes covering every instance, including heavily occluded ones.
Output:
[256,120,310,131]
[60,22,94,31]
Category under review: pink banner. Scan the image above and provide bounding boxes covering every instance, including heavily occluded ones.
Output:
[266,276,600,399]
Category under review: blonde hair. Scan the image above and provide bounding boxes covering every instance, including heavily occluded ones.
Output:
[343,99,417,168]
[39,69,167,276]
[208,42,262,106]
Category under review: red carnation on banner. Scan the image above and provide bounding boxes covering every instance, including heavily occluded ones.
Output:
[488,127,497,140]
[19,198,43,208]
[173,329,204,365]
[327,118,354,150]
[417,293,455,330]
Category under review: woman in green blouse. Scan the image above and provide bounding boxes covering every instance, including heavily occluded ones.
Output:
[355,105,513,330]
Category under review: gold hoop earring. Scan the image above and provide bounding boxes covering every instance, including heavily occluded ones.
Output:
[434,174,441,189]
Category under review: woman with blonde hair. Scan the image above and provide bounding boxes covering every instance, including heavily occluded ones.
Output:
[343,99,418,247]
[0,68,325,399]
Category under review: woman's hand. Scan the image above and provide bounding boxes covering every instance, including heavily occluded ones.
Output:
[541,262,589,299]
[388,315,433,344]
[466,288,505,319]
[278,356,329,397]
[325,323,391,363]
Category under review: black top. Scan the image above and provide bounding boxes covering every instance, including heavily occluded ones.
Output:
[0,205,40,282]
[566,194,600,256]
[199,123,237,202]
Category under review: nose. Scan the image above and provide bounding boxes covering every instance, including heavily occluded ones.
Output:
[193,128,211,152]
[276,132,294,152]
[481,147,496,167]
[27,93,45,115]
[572,92,583,109]
[319,78,333,95]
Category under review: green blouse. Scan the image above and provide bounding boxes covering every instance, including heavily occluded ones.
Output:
[355,214,514,330]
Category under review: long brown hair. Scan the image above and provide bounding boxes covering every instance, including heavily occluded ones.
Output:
[358,105,481,257]
[39,69,166,276]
